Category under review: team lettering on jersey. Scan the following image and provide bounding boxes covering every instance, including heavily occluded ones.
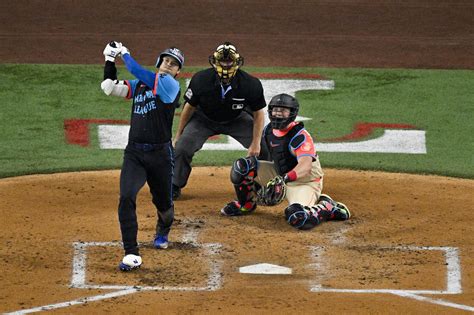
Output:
[133,90,157,115]
[134,90,154,103]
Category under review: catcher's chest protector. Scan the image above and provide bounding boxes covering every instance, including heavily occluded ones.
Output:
[265,123,304,175]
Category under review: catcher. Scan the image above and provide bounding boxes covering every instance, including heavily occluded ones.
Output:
[220,93,351,230]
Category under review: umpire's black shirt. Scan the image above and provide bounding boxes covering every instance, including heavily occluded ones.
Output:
[184,68,266,122]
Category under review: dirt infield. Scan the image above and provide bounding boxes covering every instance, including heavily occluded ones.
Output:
[0,168,473,313]
[1,0,473,313]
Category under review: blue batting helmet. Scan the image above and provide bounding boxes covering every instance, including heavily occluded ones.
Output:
[156,47,185,69]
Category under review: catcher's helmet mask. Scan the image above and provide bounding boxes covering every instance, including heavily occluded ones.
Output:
[268,93,299,130]
[156,47,185,69]
[209,42,244,84]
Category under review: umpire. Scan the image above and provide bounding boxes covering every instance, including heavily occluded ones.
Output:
[172,42,268,199]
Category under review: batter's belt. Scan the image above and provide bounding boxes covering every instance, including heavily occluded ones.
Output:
[129,141,170,152]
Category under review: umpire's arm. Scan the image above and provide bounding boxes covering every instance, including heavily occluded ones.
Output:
[248,108,265,157]
[173,102,196,146]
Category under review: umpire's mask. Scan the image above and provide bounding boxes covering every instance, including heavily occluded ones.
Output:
[209,42,244,84]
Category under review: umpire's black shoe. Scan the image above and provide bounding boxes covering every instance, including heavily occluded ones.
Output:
[172,185,181,200]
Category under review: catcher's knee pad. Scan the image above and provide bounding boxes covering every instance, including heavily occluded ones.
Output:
[285,203,320,230]
[230,156,258,185]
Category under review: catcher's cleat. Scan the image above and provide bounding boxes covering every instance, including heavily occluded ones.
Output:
[319,194,351,221]
[220,201,256,216]
[119,254,142,272]
[154,234,169,249]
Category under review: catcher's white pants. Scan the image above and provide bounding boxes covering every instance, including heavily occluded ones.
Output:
[255,159,324,207]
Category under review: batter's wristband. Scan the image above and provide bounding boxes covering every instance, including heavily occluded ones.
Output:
[284,171,297,183]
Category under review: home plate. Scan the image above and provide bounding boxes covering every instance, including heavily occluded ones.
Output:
[239,263,292,275]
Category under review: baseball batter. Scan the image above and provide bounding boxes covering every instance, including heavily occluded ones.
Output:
[100,41,184,271]
[172,42,269,200]
[221,94,351,230]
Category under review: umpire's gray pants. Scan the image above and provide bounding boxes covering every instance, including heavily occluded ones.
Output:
[173,110,267,188]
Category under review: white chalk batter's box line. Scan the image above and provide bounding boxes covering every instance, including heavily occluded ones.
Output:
[71,241,223,291]
[308,246,474,312]
[72,243,462,295]
[309,245,461,295]
[6,244,472,314]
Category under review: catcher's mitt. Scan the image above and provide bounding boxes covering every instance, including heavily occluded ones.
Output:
[256,175,287,206]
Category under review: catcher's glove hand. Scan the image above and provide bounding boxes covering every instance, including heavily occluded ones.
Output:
[256,175,287,206]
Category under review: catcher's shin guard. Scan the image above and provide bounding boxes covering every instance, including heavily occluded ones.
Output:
[230,156,258,184]
[230,157,258,210]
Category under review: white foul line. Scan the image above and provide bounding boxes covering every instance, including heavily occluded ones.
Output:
[391,291,474,312]
[4,288,140,315]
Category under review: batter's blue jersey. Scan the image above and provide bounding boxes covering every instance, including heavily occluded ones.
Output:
[122,53,180,103]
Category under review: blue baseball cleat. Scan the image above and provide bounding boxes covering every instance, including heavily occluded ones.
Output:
[154,234,169,249]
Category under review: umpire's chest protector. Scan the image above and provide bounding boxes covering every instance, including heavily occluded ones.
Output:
[264,123,305,175]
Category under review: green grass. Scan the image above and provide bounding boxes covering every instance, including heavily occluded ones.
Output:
[0,64,472,179]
